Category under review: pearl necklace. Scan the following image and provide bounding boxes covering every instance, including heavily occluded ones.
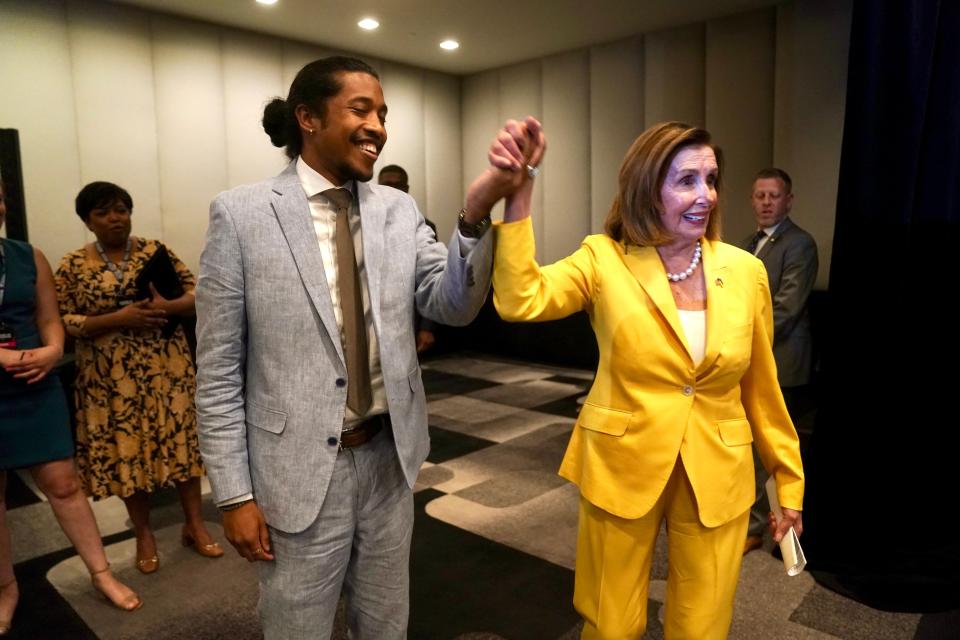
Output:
[665,242,702,282]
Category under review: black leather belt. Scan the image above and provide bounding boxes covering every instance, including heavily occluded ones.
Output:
[339,414,388,450]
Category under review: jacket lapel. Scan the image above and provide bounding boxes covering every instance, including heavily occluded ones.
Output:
[270,164,345,366]
[357,181,385,337]
[756,217,794,260]
[623,244,693,362]
[698,240,729,375]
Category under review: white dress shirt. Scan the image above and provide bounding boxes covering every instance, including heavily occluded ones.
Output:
[296,157,388,427]
[753,220,784,255]
[677,309,706,366]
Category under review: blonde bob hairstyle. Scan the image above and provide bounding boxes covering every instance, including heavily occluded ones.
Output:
[605,121,723,247]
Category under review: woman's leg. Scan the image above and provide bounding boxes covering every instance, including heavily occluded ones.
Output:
[663,460,748,640]
[175,477,221,554]
[575,493,665,640]
[0,472,20,632]
[121,490,158,572]
[29,459,140,609]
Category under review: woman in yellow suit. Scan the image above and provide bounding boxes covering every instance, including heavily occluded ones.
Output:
[487,119,804,639]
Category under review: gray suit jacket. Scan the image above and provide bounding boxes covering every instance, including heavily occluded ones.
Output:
[195,162,493,533]
[740,217,818,388]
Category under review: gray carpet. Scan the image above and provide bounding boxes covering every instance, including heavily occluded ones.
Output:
[4,353,936,639]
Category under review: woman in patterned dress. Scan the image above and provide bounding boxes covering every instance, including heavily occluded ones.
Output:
[1,180,140,633]
[56,182,222,574]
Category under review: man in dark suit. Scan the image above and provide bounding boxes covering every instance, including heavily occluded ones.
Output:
[741,167,818,554]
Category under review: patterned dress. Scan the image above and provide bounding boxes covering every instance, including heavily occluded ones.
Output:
[55,237,203,499]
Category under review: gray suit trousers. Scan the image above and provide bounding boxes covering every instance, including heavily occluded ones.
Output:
[258,428,414,640]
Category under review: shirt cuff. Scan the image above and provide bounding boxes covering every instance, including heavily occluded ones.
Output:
[457,231,479,257]
[217,493,254,508]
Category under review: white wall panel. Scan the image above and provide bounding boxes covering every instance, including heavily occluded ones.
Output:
[152,15,227,273]
[498,62,543,259]
[281,41,334,90]
[461,71,501,221]
[0,0,85,261]
[589,37,644,234]
[423,73,462,242]
[644,24,706,127]
[774,0,852,288]
[706,9,776,244]
[378,63,427,210]
[4,0,849,294]
[67,0,162,242]
[222,30,286,188]
[542,51,591,263]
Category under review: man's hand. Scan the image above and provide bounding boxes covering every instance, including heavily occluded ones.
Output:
[415,329,435,354]
[223,501,274,562]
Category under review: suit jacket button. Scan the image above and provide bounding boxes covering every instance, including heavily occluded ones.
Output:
[682,385,694,396]
[335,378,346,387]
[327,436,338,446]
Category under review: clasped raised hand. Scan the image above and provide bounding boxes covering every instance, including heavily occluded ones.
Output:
[464,116,547,218]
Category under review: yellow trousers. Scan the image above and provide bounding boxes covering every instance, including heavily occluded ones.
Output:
[575,458,749,640]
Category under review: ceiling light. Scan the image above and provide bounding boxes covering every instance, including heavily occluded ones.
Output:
[358,18,379,30]
[439,39,460,51]
[256,0,278,5]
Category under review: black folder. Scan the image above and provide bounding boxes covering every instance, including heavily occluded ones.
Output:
[134,244,184,338]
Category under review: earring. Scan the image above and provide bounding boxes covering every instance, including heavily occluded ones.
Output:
[307,128,315,134]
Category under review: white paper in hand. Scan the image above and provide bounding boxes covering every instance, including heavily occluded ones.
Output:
[764,476,807,576]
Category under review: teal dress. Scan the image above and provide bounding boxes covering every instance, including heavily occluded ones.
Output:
[0,238,74,469]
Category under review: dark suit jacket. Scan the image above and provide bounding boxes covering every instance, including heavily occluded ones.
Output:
[740,217,818,387]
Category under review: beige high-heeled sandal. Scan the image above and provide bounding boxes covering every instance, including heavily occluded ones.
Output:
[135,534,159,574]
[91,565,142,612]
[181,526,224,559]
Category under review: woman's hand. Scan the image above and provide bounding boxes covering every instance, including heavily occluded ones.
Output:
[116,299,167,329]
[2,345,63,384]
[768,507,803,542]
[0,348,24,369]
[489,116,546,176]
[143,282,173,315]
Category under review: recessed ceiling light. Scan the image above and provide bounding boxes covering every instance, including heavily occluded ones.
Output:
[439,39,460,51]
[358,18,379,30]
[256,0,278,5]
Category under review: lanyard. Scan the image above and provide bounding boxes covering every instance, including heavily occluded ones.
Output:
[95,237,132,285]
[0,239,6,310]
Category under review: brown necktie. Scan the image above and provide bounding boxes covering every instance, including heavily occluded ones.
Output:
[322,188,372,416]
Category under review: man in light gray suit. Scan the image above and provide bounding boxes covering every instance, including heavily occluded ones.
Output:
[741,167,818,554]
[194,57,519,639]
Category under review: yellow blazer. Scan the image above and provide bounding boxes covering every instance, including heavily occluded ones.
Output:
[493,218,804,527]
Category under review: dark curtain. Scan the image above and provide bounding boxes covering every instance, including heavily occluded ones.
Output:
[803,0,960,612]
[0,129,28,241]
